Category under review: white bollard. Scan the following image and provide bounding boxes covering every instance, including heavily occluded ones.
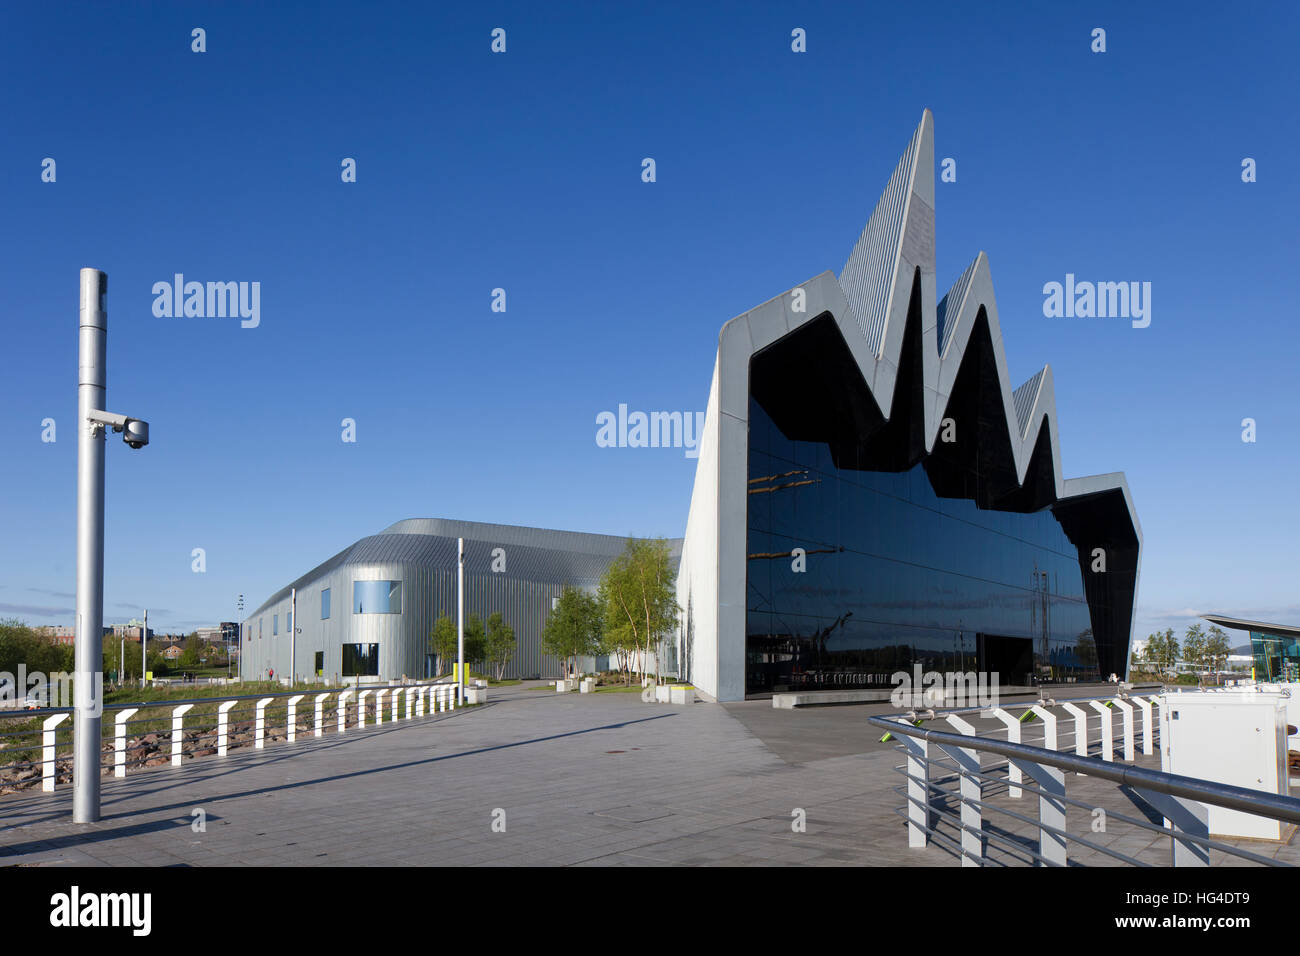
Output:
[1089,700,1113,762]
[287,695,304,743]
[405,686,417,719]
[390,688,399,723]
[1131,695,1154,756]
[338,690,353,733]
[374,689,388,725]
[255,697,274,749]
[416,686,425,717]
[990,708,1022,798]
[217,700,238,756]
[114,709,138,778]
[171,704,195,767]
[1029,705,1058,751]
[1113,697,1135,761]
[358,690,372,728]
[42,713,70,792]
[314,693,329,737]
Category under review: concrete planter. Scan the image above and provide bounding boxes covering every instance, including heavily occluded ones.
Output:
[654,685,671,703]
[580,678,595,694]
[465,686,487,705]
[670,686,695,705]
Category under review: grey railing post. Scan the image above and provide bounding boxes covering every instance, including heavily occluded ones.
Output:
[941,714,985,866]
[1134,787,1210,866]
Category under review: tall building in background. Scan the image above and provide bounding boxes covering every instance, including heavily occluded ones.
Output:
[675,111,1142,701]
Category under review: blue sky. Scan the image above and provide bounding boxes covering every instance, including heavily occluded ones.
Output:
[2,1,1297,643]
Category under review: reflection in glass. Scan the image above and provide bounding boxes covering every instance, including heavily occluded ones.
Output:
[353,580,402,614]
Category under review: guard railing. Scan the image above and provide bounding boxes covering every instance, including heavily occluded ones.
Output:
[0,680,465,796]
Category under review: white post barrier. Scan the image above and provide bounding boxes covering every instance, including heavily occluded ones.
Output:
[338,690,353,733]
[287,695,304,743]
[990,708,1022,798]
[171,704,194,767]
[1060,702,1088,773]
[1113,697,1135,762]
[390,688,399,723]
[1029,705,1058,751]
[1089,700,1114,762]
[358,690,372,728]
[1132,695,1154,756]
[941,714,984,866]
[374,689,388,725]
[114,708,138,778]
[450,684,458,711]
[255,697,274,749]
[314,693,328,737]
[42,713,70,792]
[416,686,424,717]
[217,700,238,756]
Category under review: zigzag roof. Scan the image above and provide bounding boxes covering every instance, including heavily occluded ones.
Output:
[714,109,1141,538]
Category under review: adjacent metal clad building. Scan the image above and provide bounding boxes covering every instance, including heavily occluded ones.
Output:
[241,518,682,682]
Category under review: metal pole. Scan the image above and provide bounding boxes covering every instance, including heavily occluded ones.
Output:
[74,268,107,824]
[142,608,147,684]
[120,636,124,686]
[457,537,464,704]
[290,587,296,685]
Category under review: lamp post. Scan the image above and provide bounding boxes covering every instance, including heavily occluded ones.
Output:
[74,268,151,824]
[457,537,465,704]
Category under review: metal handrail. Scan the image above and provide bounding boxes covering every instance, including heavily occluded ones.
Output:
[867,715,1300,824]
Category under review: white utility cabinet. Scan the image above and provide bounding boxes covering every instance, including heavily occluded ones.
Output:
[1160,690,1290,839]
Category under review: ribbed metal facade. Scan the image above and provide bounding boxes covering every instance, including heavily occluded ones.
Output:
[240,519,682,682]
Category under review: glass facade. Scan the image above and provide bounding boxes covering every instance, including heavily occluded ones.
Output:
[1250,631,1300,682]
[745,312,1131,696]
[342,643,380,677]
[353,580,401,614]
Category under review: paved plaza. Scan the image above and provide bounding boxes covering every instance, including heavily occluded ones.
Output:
[1,683,1296,866]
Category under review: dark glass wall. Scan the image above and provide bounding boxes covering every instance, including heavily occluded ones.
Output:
[745,306,1132,696]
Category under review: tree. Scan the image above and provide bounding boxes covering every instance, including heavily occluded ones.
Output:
[598,537,680,684]
[485,612,516,681]
[1204,625,1232,681]
[1182,624,1206,670]
[464,615,487,669]
[542,585,601,677]
[430,615,456,675]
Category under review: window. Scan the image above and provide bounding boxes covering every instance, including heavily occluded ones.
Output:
[353,580,401,614]
[314,651,324,677]
[273,614,278,636]
[321,587,331,620]
[342,643,380,677]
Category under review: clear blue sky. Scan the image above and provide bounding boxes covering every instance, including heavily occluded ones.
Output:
[2,1,1297,644]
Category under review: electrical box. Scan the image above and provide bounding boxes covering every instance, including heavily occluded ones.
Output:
[1160,691,1290,840]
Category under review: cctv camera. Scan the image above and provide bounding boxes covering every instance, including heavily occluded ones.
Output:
[123,419,149,449]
